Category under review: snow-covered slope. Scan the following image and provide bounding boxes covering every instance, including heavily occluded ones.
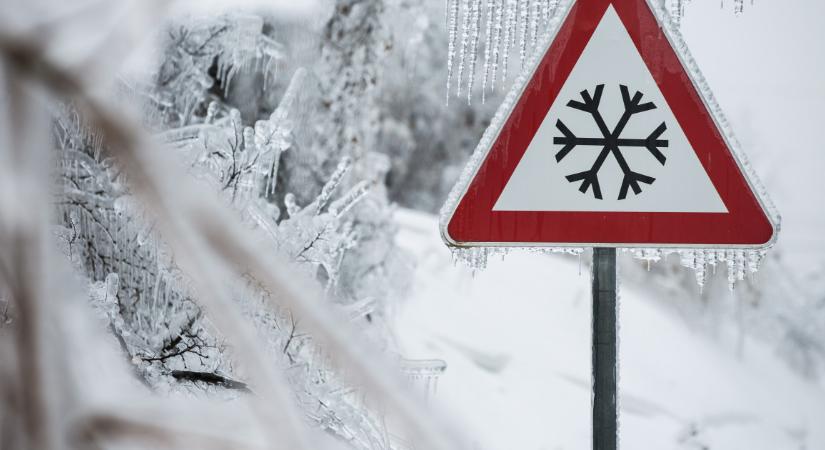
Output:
[393,208,825,450]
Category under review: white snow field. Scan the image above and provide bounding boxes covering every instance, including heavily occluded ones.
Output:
[393,209,825,450]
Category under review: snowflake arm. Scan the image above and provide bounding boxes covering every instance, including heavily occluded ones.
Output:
[619,84,656,115]
[566,84,612,137]
[610,145,656,200]
[640,122,668,164]
[565,146,611,200]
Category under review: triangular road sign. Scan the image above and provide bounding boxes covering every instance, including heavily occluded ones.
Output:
[441,0,777,249]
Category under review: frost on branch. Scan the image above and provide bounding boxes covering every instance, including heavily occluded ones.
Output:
[554,84,668,200]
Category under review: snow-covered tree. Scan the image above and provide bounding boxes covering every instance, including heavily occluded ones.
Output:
[9,4,446,449]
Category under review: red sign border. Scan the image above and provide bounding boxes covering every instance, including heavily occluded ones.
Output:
[440,0,778,249]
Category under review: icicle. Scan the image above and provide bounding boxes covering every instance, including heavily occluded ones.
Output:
[446,0,460,103]
[481,0,496,103]
[694,249,706,290]
[715,249,726,274]
[455,0,472,97]
[68,210,80,257]
[578,252,582,275]
[734,250,746,282]
[266,146,283,198]
[517,0,529,69]
[540,0,549,26]
[152,267,163,312]
[490,0,504,91]
[671,0,684,27]
[284,193,300,218]
[104,273,119,304]
[204,101,219,124]
[726,249,736,291]
[329,181,372,217]
[466,0,483,104]
[679,249,696,272]
[746,249,764,278]
[243,127,255,152]
[501,0,517,85]
[451,247,491,272]
[734,0,744,15]
[547,0,558,24]
[313,156,351,213]
[705,248,717,271]
[641,249,661,271]
[530,1,540,54]
[400,359,447,399]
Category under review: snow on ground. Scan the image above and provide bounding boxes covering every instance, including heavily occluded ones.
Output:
[393,209,825,450]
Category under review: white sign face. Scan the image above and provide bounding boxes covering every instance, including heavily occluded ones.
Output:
[493,5,727,213]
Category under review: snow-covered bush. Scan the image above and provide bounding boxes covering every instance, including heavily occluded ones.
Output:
[47,4,436,448]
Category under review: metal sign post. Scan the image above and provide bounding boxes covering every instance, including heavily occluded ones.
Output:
[592,248,617,450]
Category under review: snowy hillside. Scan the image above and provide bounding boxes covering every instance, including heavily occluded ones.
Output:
[394,209,825,450]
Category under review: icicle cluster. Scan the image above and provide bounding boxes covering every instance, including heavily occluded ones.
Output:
[400,359,447,397]
[449,246,583,273]
[447,0,757,102]
[674,249,766,291]
[207,13,285,96]
[664,0,753,27]
[446,0,562,104]
[139,13,284,128]
[450,246,503,272]
[669,0,688,26]
[449,245,767,291]
[624,247,767,291]
[733,0,747,15]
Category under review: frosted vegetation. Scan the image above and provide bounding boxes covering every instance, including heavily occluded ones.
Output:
[0,0,821,449]
[1,1,457,449]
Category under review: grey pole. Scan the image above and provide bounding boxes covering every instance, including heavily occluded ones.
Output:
[592,247,617,450]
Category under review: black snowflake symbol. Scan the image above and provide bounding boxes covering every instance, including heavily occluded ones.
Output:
[553,84,669,200]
